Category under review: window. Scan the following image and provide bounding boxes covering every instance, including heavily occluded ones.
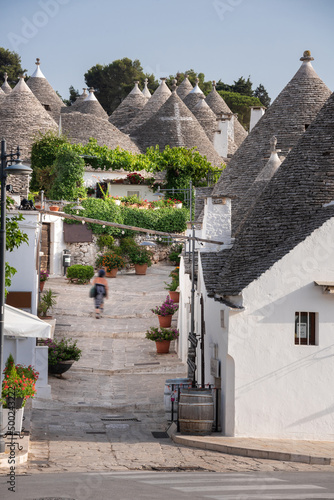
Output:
[127,190,140,197]
[295,312,316,345]
[43,104,51,111]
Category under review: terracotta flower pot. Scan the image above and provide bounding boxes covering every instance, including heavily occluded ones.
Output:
[49,206,59,212]
[105,268,118,278]
[158,314,172,328]
[40,281,45,292]
[169,291,180,303]
[135,264,148,275]
[155,340,171,354]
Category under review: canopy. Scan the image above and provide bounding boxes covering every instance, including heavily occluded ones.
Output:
[4,304,51,338]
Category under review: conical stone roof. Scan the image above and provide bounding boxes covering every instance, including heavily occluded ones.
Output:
[205,81,247,148]
[109,81,147,131]
[212,51,332,233]
[26,58,65,122]
[124,78,171,134]
[192,95,217,141]
[61,112,140,154]
[72,88,88,107]
[176,74,193,100]
[192,95,238,157]
[0,87,6,105]
[1,72,12,95]
[74,88,108,120]
[142,78,151,99]
[183,78,204,113]
[0,76,57,160]
[130,86,224,166]
[205,88,334,298]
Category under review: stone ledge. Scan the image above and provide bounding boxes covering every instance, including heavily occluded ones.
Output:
[172,434,334,466]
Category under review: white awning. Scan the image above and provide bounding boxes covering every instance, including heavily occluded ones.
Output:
[4,305,51,338]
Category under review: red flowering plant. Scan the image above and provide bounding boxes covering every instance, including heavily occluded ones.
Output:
[127,172,145,185]
[151,296,179,316]
[1,354,39,408]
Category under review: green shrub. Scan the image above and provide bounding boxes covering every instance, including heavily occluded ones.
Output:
[128,247,153,266]
[122,207,189,235]
[63,198,123,236]
[119,236,138,256]
[66,265,94,284]
[96,234,115,250]
[169,243,183,264]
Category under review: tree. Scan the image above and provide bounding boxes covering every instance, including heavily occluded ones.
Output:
[63,85,80,106]
[84,58,158,115]
[218,91,263,130]
[5,198,28,293]
[0,47,26,87]
[230,76,253,97]
[254,84,271,108]
[167,70,212,94]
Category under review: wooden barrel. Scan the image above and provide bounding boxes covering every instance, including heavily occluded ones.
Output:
[179,388,214,435]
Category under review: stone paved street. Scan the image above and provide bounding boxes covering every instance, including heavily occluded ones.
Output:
[14,264,334,474]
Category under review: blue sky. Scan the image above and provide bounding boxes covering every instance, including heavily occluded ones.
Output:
[1,0,333,102]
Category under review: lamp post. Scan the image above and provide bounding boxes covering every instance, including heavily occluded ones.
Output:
[0,138,32,453]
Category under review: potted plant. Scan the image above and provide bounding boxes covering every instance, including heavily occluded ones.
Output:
[164,267,180,303]
[129,247,153,275]
[38,289,57,318]
[1,355,39,433]
[39,269,49,292]
[41,336,82,376]
[151,295,179,327]
[96,252,125,278]
[127,172,144,185]
[146,327,179,354]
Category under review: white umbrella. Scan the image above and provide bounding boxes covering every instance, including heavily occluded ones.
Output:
[4,304,51,338]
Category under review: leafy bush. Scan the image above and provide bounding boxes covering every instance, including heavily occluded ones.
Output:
[119,236,138,256]
[49,146,86,201]
[63,198,124,236]
[168,243,183,264]
[96,234,115,250]
[128,247,153,266]
[122,207,189,235]
[66,265,94,283]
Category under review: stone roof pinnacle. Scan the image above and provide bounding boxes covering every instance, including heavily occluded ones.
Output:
[31,58,46,78]
[300,50,314,62]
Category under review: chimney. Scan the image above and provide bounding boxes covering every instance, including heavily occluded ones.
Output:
[249,106,265,131]
[214,113,233,158]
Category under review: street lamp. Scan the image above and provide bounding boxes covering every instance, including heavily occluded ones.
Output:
[0,138,32,453]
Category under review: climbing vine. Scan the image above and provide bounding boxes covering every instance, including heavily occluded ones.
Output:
[30,133,224,196]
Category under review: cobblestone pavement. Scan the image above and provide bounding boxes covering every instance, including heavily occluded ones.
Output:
[15,265,334,474]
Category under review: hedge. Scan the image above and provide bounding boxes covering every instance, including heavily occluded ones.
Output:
[63,198,189,236]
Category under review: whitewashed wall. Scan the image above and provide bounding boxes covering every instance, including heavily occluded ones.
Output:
[6,211,40,314]
[83,170,156,202]
[5,211,51,398]
[227,217,334,440]
[201,197,232,251]
[42,213,66,276]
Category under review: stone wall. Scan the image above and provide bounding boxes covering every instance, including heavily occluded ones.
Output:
[68,235,173,268]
